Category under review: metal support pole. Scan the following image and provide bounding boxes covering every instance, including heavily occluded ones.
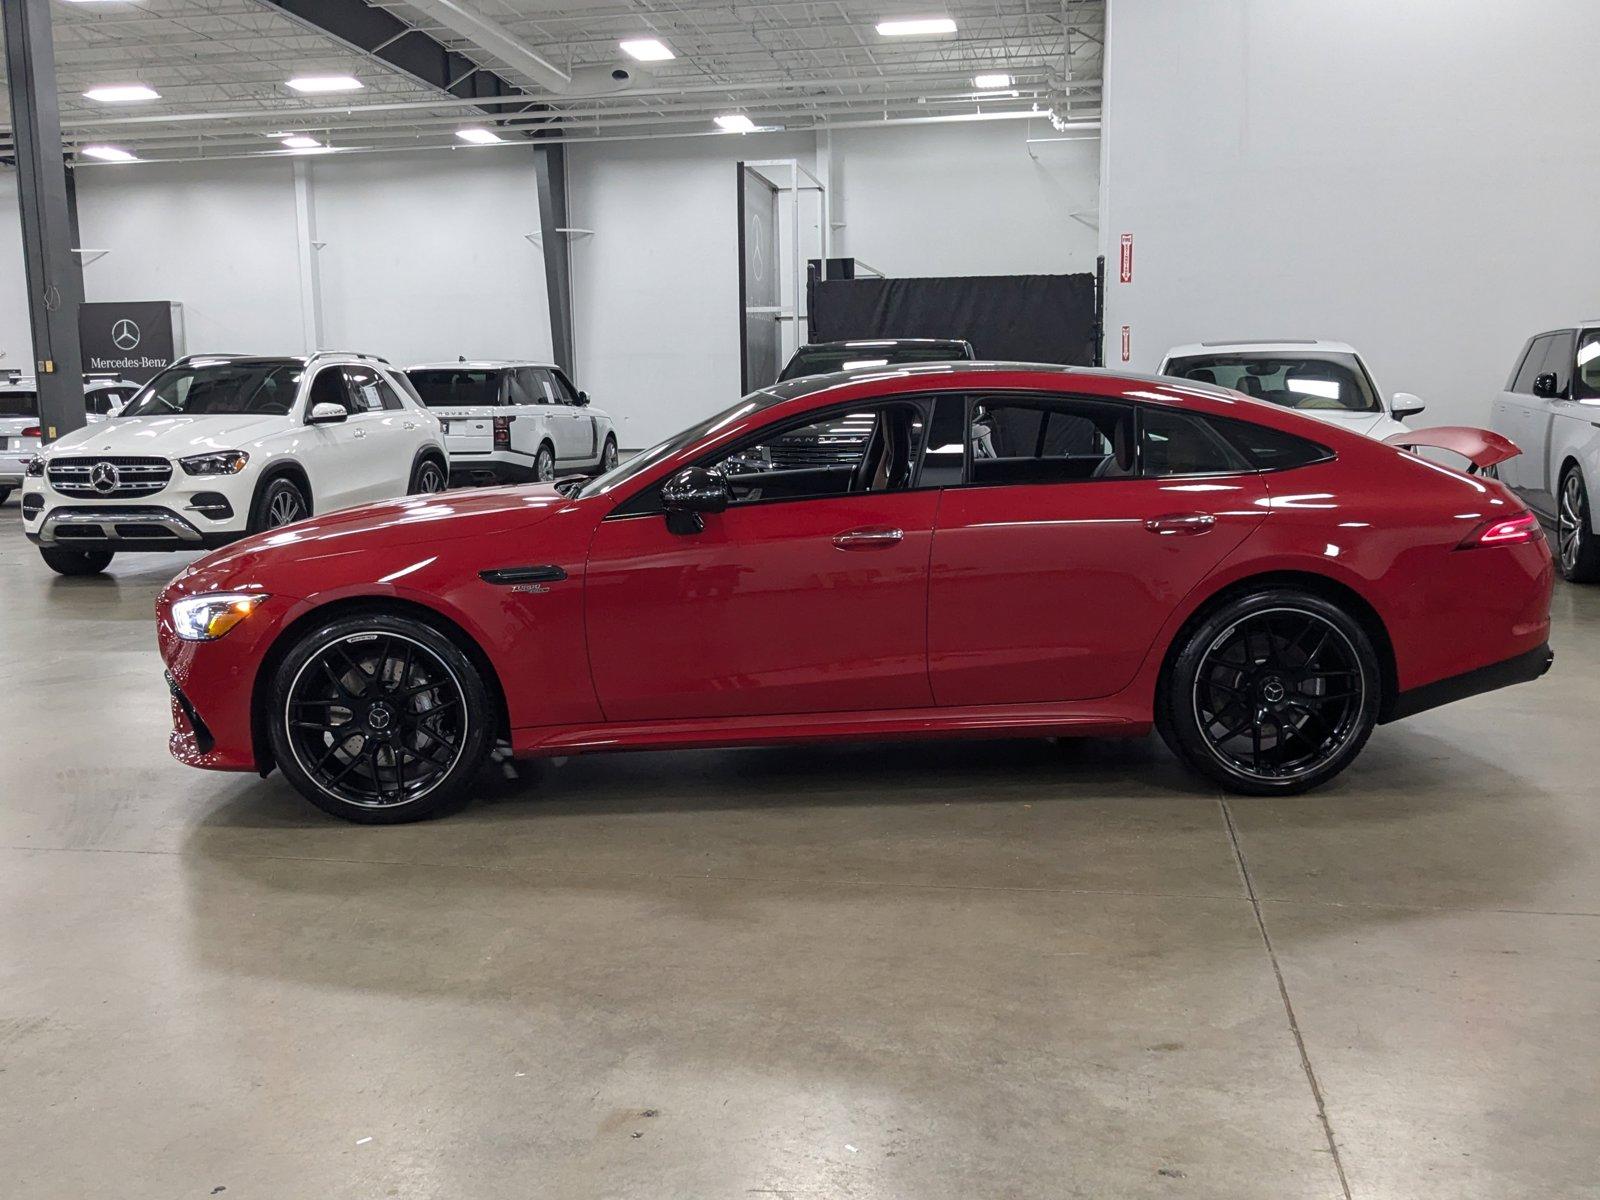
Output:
[4,0,87,440]
[533,144,575,374]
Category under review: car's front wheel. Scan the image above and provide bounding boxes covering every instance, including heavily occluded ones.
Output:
[39,546,114,576]
[1557,465,1600,583]
[267,612,495,823]
[1157,589,1381,795]
[249,476,309,533]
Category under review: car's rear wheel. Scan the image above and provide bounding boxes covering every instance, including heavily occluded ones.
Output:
[267,612,494,823]
[1157,589,1381,795]
[249,476,309,533]
[600,436,619,472]
[410,456,447,495]
[535,442,556,482]
[39,546,114,576]
[1557,466,1600,583]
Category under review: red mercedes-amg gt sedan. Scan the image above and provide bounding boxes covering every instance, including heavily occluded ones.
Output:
[156,364,1554,823]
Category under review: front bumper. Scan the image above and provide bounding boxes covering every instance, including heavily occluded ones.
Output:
[26,504,244,551]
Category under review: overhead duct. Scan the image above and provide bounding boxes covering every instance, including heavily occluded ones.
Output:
[402,0,652,97]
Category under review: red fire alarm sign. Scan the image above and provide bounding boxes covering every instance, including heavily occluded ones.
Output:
[1118,233,1133,284]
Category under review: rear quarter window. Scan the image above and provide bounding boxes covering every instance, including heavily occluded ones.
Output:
[1217,416,1334,471]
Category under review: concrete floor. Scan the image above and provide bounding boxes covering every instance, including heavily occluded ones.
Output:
[2,500,1597,1200]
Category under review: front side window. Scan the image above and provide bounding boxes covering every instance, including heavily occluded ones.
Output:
[1510,337,1550,393]
[967,396,1136,485]
[405,369,503,408]
[1164,353,1381,414]
[1575,330,1600,400]
[1541,330,1575,396]
[545,369,579,403]
[308,367,353,414]
[710,403,927,505]
[122,359,300,417]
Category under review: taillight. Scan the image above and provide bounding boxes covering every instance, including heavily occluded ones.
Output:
[1458,511,1542,548]
[21,425,40,438]
[493,414,515,449]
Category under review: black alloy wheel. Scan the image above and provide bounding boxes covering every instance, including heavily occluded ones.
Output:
[1159,590,1381,795]
[269,614,493,822]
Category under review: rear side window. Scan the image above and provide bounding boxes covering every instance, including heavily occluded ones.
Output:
[1217,417,1333,471]
[508,368,541,406]
[969,396,1136,486]
[0,391,38,418]
[343,366,405,412]
[1140,408,1251,477]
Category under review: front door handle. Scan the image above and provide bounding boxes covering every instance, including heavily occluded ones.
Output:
[1145,512,1216,536]
[833,526,904,550]
[352,428,367,439]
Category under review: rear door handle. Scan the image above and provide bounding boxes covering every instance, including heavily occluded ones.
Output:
[1145,512,1216,536]
[833,526,904,550]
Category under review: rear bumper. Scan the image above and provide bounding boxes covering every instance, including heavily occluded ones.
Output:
[1384,642,1553,723]
[448,455,537,487]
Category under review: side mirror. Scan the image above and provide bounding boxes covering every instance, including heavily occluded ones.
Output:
[1391,391,1426,420]
[307,401,348,425]
[575,391,591,407]
[660,465,729,534]
[1533,373,1562,399]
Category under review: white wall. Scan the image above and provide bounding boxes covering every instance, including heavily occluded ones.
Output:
[1102,0,1600,425]
[0,173,30,373]
[570,120,1104,446]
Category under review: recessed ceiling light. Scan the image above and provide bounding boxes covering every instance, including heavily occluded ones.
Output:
[973,72,1012,89]
[715,114,757,133]
[619,38,674,62]
[280,134,323,150]
[286,74,363,94]
[975,90,1019,99]
[83,84,160,103]
[875,16,957,36]
[80,145,139,163]
[456,127,504,145]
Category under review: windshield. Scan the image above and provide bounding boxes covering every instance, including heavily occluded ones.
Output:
[779,342,970,381]
[406,369,503,408]
[1164,353,1381,414]
[122,360,301,417]
[0,391,38,418]
[576,394,784,499]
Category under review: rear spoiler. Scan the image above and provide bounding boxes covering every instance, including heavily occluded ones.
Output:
[1382,426,1521,475]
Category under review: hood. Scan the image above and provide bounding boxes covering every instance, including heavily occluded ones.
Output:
[1289,409,1400,439]
[47,413,288,456]
[181,483,576,589]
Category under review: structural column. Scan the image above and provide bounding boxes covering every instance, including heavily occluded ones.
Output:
[533,143,575,375]
[3,0,87,439]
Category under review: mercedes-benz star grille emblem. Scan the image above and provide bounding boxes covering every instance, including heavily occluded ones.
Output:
[111,318,141,351]
[90,461,121,494]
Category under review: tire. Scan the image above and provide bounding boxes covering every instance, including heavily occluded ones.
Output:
[600,436,619,472]
[534,442,556,483]
[1556,465,1600,584]
[248,475,309,533]
[267,612,495,823]
[1156,589,1382,796]
[39,546,114,576]
[409,455,447,495]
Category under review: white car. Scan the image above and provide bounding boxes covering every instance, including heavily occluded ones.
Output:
[1,373,142,503]
[1489,324,1600,582]
[1158,340,1426,441]
[404,360,618,486]
[21,352,447,576]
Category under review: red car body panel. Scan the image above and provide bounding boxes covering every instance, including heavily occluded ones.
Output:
[156,367,1554,776]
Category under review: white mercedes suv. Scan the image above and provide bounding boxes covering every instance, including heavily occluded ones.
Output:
[21,352,447,576]
[404,360,617,486]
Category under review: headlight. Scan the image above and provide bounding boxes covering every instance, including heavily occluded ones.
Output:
[180,451,249,476]
[170,592,268,641]
[25,456,43,477]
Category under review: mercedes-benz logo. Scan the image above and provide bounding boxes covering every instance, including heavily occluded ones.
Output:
[111,318,141,351]
[90,461,120,495]
[367,705,393,732]
[1260,677,1287,705]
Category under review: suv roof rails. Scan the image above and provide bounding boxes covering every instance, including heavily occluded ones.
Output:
[306,349,392,366]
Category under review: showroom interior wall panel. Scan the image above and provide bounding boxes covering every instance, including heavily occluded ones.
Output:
[1102,0,1600,426]
[74,158,306,354]
[312,149,553,366]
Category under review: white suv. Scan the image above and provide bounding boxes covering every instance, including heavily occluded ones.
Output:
[1,373,141,504]
[1158,340,1426,440]
[404,360,617,486]
[21,352,447,576]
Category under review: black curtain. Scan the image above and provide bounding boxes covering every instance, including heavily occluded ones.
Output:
[809,273,1100,366]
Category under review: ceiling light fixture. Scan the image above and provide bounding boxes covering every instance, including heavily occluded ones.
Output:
[80,145,139,163]
[280,134,323,150]
[286,74,363,93]
[714,114,757,133]
[973,72,1013,89]
[875,16,957,36]
[619,38,675,62]
[83,84,160,102]
[456,127,504,145]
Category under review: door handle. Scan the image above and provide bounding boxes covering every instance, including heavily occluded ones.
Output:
[833,526,904,550]
[1144,512,1216,536]
[403,421,416,430]
[352,429,367,439]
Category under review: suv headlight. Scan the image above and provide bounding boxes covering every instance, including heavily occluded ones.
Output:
[170,592,268,641]
[180,451,249,476]
[25,456,43,477]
